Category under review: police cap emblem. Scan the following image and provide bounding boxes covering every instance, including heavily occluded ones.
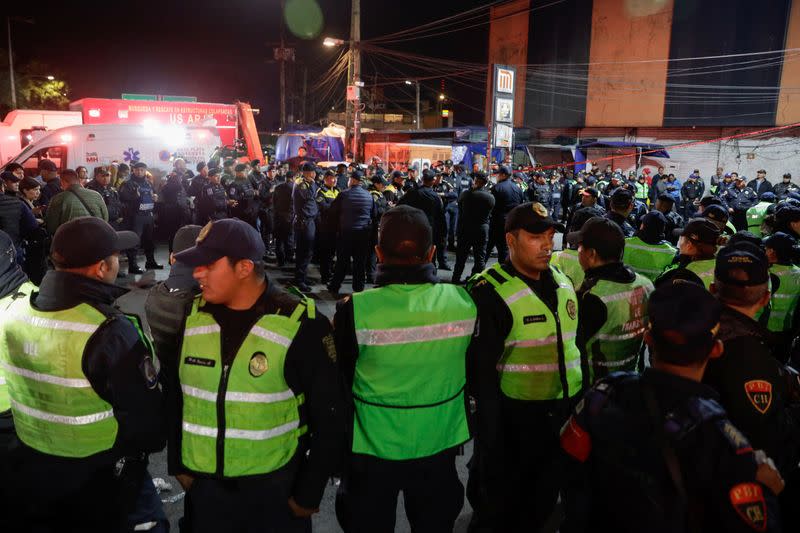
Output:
[566,299,577,320]
[249,352,269,377]
[532,202,549,218]
[197,222,213,243]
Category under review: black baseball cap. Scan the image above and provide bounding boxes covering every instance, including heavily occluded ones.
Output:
[324,169,335,177]
[581,187,599,199]
[38,159,57,171]
[568,206,605,234]
[639,210,667,235]
[764,232,797,262]
[473,170,488,182]
[760,191,776,202]
[610,187,633,205]
[371,175,388,185]
[234,163,248,172]
[351,170,365,181]
[700,196,724,209]
[715,244,770,286]
[132,161,148,169]
[172,225,203,255]
[421,169,436,182]
[776,204,800,224]
[498,165,512,176]
[567,217,625,260]
[505,202,566,234]
[648,282,721,351]
[681,218,720,246]
[657,193,675,205]
[0,171,20,183]
[208,167,221,177]
[702,204,729,224]
[174,219,266,267]
[379,205,432,259]
[300,162,315,172]
[51,217,139,269]
[391,170,403,179]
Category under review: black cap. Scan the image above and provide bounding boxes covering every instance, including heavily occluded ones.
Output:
[223,159,235,167]
[38,159,57,171]
[610,187,633,205]
[379,205,432,259]
[648,282,721,349]
[700,196,723,209]
[324,169,335,177]
[715,245,770,287]
[391,170,403,179]
[234,163,248,172]
[132,161,148,169]
[421,169,436,182]
[371,175,388,185]
[351,170,365,181]
[568,206,605,233]
[681,218,721,246]
[208,167,221,177]
[727,232,764,252]
[757,169,767,174]
[760,191,776,202]
[639,210,667,235]
[777,204,800,225]
[498,165,512,176]
[300,162,315,172]
[174,219,266,267]
[764,232,797,262]
[505,202,566,234]
[0,171,20,182]
[702,204,730,224]
[657,193,675,204]
[172,225,203,255]
[51,217,139,268]
[567,217,624,259]
[581,187,599,199]
[19,177,41,191]
[473,170,488,182]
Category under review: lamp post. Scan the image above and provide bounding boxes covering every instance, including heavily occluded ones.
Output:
[405,80,420,130]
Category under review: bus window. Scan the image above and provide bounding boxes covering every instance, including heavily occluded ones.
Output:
[20,145,68,178]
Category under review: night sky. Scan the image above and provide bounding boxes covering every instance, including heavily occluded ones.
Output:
[8,0,489,130]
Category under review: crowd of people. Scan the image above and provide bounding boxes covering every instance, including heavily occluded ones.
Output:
[0,152,800,533]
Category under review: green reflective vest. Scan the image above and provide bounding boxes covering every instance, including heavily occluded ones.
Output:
[623,237,677,281]
[635,182,649,201]
[0,298,119,458]
[767,264,800,333]
[685,258,716,289]
[746,202,772,237]
[481,263,583,400]
[0,281,38,413]
[179,296,311,477]
[584,275,654,382]
[550,249,583,289]
[351,283,475,460]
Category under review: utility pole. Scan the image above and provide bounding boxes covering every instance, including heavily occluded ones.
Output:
[279,26,286,129]
[7,17,16,109]
[351,0,361,162]
[415,81,421,130]
[302,65,308,124]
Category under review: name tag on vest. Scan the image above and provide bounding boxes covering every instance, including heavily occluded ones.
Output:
[184,356,216,368]
[523,314,547,325]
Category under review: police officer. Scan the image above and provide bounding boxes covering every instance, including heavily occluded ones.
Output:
[315,170,340,285]
[228,163,259,228]
[398,169,449,270]
[273,172,295,267]
[333,205,476,532]
[527,172,553,214]
[655,218,720,289]
[195,167,231,224]
[654,194,684,245]
[187,162,210,224]
[292,162,319,292]
[553,207,605,289]
[774,173,799,201]
[385,170,405,205]
[86,166,123,229]
[762,232,800,354]
[335,163,349,191]
[571,217,654,381]
[560,282,784,533]
[327,170,376,295]
[622,211,677,281]
[161,164,191,253]
[604,188,636,237]
[747,191,777,237]
[171,219,344,533]
[467,202,582,531]
[37,159,61,211]
[366,174,389,284]
[486,165,525,264]
[680,172,704,219]
[723,175,759,231]
[257,165,279,253]
[119,161,162,274]
[0,218,165,531]
[220,158,236,187]
[439,163,460,251]
[633,174,649,205]
[452,171,495,285]
[705,243,800,527]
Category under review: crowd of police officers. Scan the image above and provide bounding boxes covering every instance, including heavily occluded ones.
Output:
[1,153,800,533]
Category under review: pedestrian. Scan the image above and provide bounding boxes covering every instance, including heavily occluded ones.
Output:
[604,188,636,237]
[705,242,800,529]
[87,167,124,228]
[334,205,476,532]
[680,172,704,219]
[571,217,654,381]
[398,169,449,270]
[170,218,344,533]
[273,172,295,267]
[440,161,461,251]
[451,171,495,284]
[774,173,799,201]
[467,202,582,531]
[15,176,47,284]
[36,159,61,211]
[292,162,319,292]
[722,176,759,231]
[327,170,375,295]
[0,217,166,532]
[486,165,525,264]
[762,232,800,356]
[748,169,773,197]
[655,218,721,289]
[315,170,340,285]
[0,173,38,265]
[44,168,109,235]
[560,281,784,533]
[119,162,162,274]
[257,165,278,253]
[366,174,389,284]
[622,210,677,281]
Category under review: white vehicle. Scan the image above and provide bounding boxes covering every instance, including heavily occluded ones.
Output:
[3,123,221,178]
[0,109,83,165]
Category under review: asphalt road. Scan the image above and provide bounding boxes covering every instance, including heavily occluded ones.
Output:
[117,237,565,532]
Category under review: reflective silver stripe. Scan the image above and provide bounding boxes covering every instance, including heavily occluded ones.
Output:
[625,243,676,255]
[183,420,299,441]
[632,267,663,274]
[597,328,646,341]
[770,311,788,317]
[139,203,155,211]
[600,289,645,304]
[356,319,475,346]
[184,325,221,337]
[250,326,292,347]
[558,282,572,290]
[0,376,5,386]
[504,288,533,306]
[497,358,581,373]
[11,399,113,425]
[12,314,99,334]
[593,354,638,368]
[183,384,295,404]
[1,362,91,388]
[505,332,577,348]
[773,294,793,299]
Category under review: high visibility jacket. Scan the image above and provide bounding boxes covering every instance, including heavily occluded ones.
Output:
[767,264,800,333]
[634,182,649,201]
[316,186,339,201]
[550,249,584,289]
[685,259,716,289]
[0,298,121,458]
[622,237,677,281]
[481,263,583,401]
[746,201,772,237]
[179,297,312,477]
[0,281,37,412]
[351,283,475,460]
[583,275,654,382]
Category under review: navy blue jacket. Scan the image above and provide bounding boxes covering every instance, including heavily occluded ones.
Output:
[491,178,525,221]
[292,179,319,221]
[330,184,376,232]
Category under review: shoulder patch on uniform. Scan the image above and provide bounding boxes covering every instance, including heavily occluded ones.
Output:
[139,355,159,389]
[716,419,754,455]
[566,299,577,320]
[744,380,772,414]
[729,483,767,532]
[560,414,591,462]
[322,334,337,362]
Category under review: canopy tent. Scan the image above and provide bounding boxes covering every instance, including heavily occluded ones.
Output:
[275,124,346,163]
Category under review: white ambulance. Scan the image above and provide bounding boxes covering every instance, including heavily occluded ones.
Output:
[0,109,83,165]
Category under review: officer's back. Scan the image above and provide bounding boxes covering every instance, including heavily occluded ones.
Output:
[273,175,294,219]
[459,177,494,228]
[561,283,784,533]
[491,171,525,220]
[333,171,373,233]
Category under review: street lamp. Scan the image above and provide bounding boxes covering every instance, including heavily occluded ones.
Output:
[405,80,421,131]
[46,75,54,80]
[439,94,445,101]
[323,37,345,47]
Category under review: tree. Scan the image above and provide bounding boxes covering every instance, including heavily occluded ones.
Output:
[0,51,70,116]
